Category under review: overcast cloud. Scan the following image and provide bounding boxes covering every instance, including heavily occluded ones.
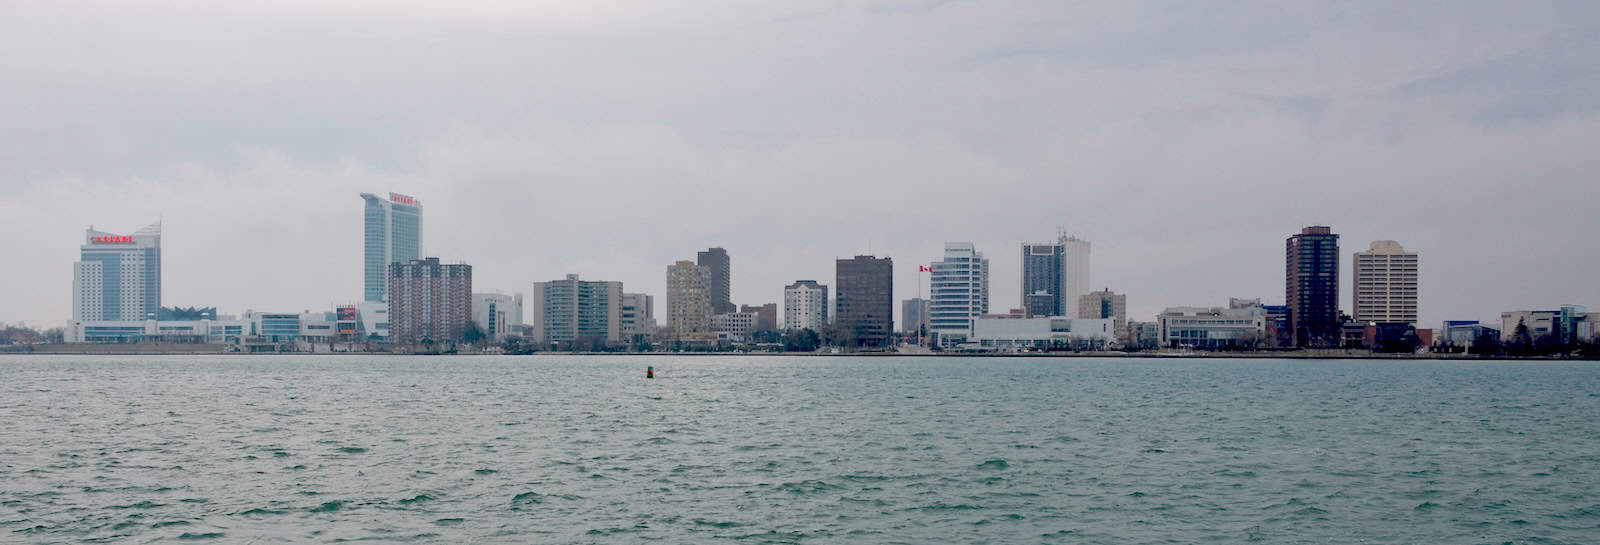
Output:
[2,0,1597,328]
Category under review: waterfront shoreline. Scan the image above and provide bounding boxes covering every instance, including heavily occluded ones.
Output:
[3,345,1593,361]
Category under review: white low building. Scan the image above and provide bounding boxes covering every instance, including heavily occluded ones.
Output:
[356,301,391,341]
[66,318,250,344]
[472,293,524,342]
[1157,305,1267,348]
[967,317,1115,350]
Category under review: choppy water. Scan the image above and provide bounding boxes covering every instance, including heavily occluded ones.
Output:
[2,355,1599,544]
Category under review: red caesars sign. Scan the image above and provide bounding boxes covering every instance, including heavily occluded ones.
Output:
[389,193,415,205]
[91,235,133,244]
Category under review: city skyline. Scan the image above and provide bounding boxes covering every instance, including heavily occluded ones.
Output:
[3,3,1598,329]
[20,210,1597,335]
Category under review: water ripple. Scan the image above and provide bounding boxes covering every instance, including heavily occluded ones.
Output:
[1,355,1597,543]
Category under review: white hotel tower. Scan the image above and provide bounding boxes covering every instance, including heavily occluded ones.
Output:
[783,280,829,331]
[928,242,989,346]
[73,223,162,321]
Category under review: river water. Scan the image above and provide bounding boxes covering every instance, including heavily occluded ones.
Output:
[1,355,1598,544]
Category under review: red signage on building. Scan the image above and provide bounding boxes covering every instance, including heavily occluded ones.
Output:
[91,235,133,244]
[389,193,415,205]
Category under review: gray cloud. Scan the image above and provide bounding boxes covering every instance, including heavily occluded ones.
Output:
[2,1,1597,329]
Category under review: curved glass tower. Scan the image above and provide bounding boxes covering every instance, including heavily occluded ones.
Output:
[362,192,423,302]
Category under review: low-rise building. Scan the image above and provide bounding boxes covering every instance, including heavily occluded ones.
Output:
[1441,320,1498,347]
[65,318,251,344]
[355,301,390,341]
[1559,305,1591,344]
[472,293,524,342]
[621,293,656,341]
[1124,321,1160,350]
[968,317,1115,350]
[1157,305,1267,349]
[1079,289,1127,341]
[740,303,778,333]
[1501,310,1554,340]
[711,311,758,343]
[242,310,341,344]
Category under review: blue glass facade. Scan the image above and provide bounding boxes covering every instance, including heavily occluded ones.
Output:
[364,199,387,302]
[487,302,498,338]
[260,314,301,342]
[363,194,423,302]
[83,326,145,343]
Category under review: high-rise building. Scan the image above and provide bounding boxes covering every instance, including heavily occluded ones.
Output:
[471,293,523,342]
[836,255,894,348]
[1352,240,1419,325]
[666,261,712,335]
[740,303,778,333]
[1286,226,1340,347]
[901,298,929,337]
[388,258,471,345]
[621,293,656,340]
[697,247,734,314]
[362,192,423,303]
[530,275,623,345]
[928,243,989,346]
[1078,289,1127,340]
[1020,234,1090,318]
[73,222,162,321]
[783,280,829,331]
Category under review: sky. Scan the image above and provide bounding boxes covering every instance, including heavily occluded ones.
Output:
[2,0,1598,330]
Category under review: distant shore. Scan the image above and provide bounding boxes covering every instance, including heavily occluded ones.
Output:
[2,344,1594,361]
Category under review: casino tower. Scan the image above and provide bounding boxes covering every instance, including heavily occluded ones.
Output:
[73,222,162,321]
[361,192,423,302]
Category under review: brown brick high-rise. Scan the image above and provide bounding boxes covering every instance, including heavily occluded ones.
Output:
[389,257,472,345]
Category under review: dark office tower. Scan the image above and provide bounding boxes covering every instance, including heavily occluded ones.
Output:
[1286,226,1340,348]
[697,247,734,314]
[1020,235,1090,318]
[835,255,894,348]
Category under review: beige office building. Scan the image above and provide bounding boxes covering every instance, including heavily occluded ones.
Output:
[1352,240,1419,325]
[666,260,712,335]
[1078,289,1127,341]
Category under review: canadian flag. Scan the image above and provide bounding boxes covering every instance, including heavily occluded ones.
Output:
[918,265,932,272]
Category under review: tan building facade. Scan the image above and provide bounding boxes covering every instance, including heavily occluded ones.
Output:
[1077,289,1127,340]
[666,260,711,335]
[1353,240,1419,325]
